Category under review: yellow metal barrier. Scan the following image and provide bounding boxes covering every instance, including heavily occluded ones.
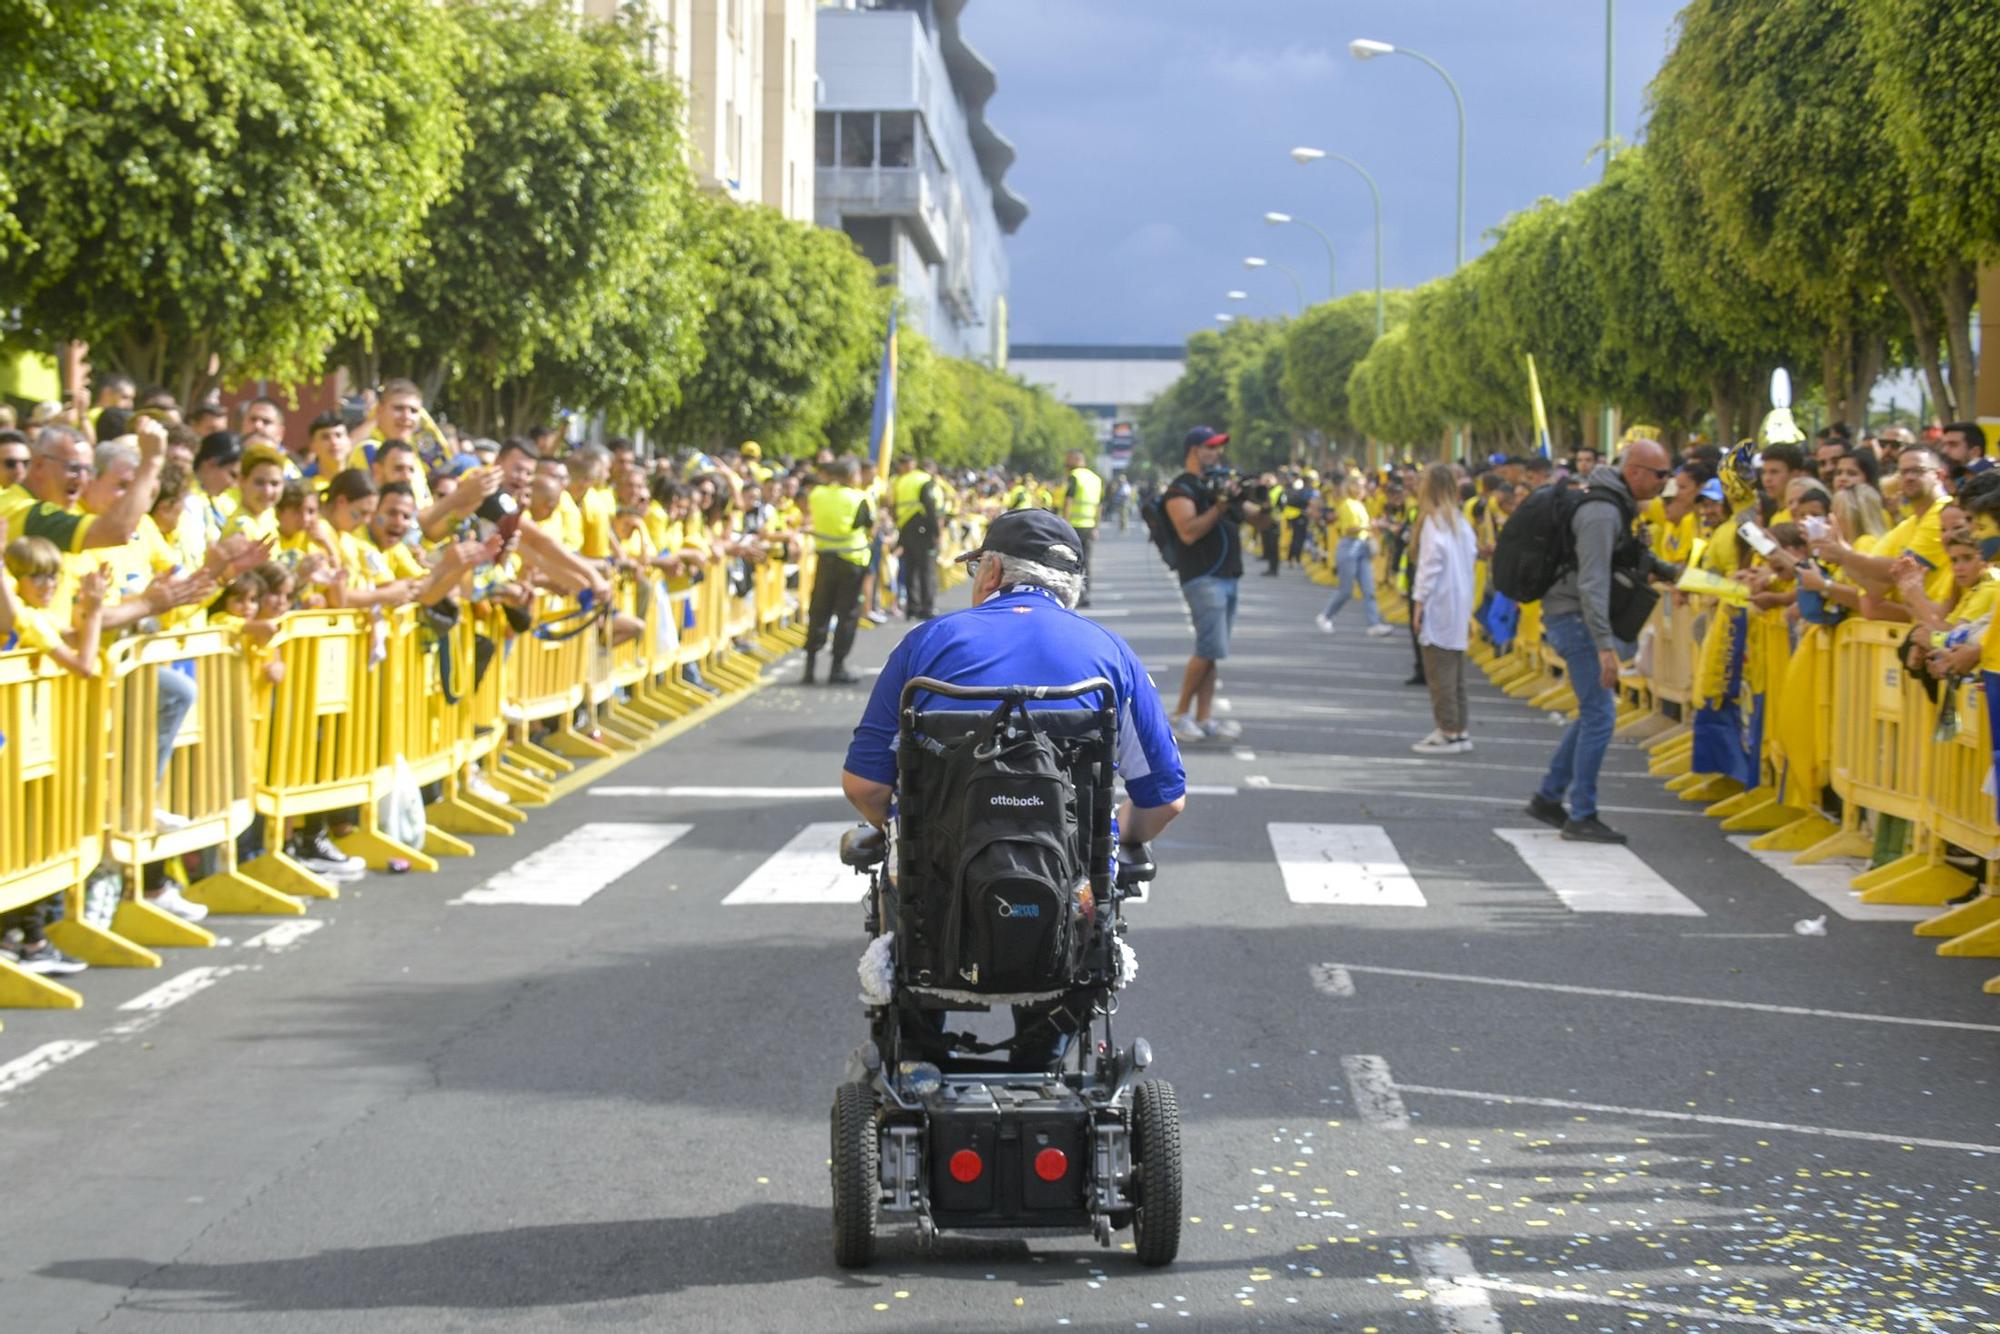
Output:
[0,650,106,1009]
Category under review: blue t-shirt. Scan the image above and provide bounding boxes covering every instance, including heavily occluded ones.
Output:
[844,585,1187,810]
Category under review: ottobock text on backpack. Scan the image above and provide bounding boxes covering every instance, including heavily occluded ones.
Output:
[1488,483,1622,604]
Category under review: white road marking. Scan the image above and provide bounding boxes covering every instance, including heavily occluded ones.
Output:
[116,966,240,1013]
[1410,1242,1504,1334]
[1341,1054,1410,1129]
[590,785,843,799]
[1080,608,1132,618]
[1243,778,1703,818]
[722,821,871,905]
[1230,747,1257,761]
[1309,963,1356,997]
[240,919,326,952]
[1393,1083,2000,1155]
[454,822,691,906]
[1726,836,1935,922]
[1459,1272,1866,1333]
[1268,824,1427,907]
[1494,828,1706,916]
[1321,962,2000,1034]
[1185,784,1239,796]
[0,1040,98,1101]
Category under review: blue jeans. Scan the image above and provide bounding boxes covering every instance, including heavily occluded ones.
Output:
[1182,575,1239,661]
[1319,538,1383,628]
[1535,613,1616,820]
[156,663,197,781]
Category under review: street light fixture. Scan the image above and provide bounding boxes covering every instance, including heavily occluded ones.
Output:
[1347,37,1465,270]
[1263,212,1336,301]
[1290,146,1385,337]
[1242,256,1303,314]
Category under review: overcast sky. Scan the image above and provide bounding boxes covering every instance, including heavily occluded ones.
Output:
[958,0,1690,348]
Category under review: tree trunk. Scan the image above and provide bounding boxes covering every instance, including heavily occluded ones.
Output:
[1940,258,1977,424]
[1883,258,1953,420]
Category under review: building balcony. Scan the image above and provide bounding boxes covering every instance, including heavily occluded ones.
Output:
[815,163,949,265]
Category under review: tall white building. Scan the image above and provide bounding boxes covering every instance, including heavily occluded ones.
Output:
[595,0,817,222]
[815,0,1025,365]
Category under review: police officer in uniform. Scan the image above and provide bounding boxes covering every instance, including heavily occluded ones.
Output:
[841,509,1189,1058]
[1054,448,1104,607]
[891,454,941,621]
[803,457,874,685]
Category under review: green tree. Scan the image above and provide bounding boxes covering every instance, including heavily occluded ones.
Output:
[0,0,464,403]
[1280,291,1405,447]
[362,0,697,433]
[663,195,886,452]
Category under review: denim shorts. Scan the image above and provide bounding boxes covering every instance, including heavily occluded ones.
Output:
[1182,575,1239,660]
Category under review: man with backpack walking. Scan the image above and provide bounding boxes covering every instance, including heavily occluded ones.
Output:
[1502,438,1676,843]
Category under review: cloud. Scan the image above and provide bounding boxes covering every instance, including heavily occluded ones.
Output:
[1205,44,1341,87]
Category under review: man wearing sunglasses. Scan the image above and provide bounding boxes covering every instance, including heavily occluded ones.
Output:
[0,429,29,487]
[0,420,166,557]
[1525,437,1675,845]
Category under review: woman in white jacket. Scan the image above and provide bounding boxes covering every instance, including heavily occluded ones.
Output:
[1410,462,1478,754]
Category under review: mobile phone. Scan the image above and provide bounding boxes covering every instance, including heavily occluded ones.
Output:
[1908,550,1937,572]
[1738,521,1778,557]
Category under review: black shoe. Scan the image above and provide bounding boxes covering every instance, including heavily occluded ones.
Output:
[1526,794,1567,828]
[1403,672,1426,687]
[800,655,817,686]
[827,665,859,685]
[1561,815,1628,844]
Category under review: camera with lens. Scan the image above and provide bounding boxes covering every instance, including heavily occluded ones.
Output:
[1202,465,1258,521]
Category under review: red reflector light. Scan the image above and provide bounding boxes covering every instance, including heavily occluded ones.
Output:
[1033,1147,1069,1181]
[948,1149,984,1183]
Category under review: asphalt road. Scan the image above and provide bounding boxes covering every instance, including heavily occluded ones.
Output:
[2,530,1996,1334]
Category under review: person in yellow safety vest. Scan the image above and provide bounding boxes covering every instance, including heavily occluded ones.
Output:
[1055,448,1104,606]
[740,440,774,484]
[891,454,942,620]
[803,456,874,685]
[1260,475,1285,576]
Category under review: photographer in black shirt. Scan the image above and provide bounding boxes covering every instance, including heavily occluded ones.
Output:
[1161,426,1269,741]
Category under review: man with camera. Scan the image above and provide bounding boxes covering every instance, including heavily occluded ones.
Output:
[1161,426,1268,741]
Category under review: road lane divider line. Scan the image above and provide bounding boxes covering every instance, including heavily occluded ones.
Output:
[590,785,844,799]
[1409,1242,1504,1334]
[1340,1054,1410,1129]
[1725,836,1935,922]
[115,965,243,1014]
[0,1040,99,1102]
[1242,779,1703,818]
[453,822,692,906]
[240,919,326,952]
[1391,1083,2000,1155]
[1319,962,2000,1034]
[722,821,871,905]
[1309,964,1356,997]
[1455,1272,1862,1333]
[1268,824,1428,906]
[1494,828,1706,916]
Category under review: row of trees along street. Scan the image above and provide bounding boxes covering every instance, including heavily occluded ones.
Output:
[0,0,1091,472]
[1138,0,2000,472]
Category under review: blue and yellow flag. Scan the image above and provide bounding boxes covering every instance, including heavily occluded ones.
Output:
[1525,354,1552,460]
[869,309,899,475]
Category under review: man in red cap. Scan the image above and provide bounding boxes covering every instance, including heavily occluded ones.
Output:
[1159,426,1266,741]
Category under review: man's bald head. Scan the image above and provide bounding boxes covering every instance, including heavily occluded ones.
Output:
[1618,438,1672,503]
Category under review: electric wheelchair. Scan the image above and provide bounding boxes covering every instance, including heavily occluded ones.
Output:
[828,676,1181,1268]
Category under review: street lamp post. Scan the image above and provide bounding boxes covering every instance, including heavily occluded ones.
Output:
[1243,256,1304,314]
[1349,38,1465,270]
[1262,212,1335,302]
[1290,148,1385,337]
[1599,0,1617,458]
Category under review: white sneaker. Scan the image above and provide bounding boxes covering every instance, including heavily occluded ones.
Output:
[865,609,890,625]
[1200,718,1242,741]
[290,831,367,880]
[1315,613,1334,634]
[151,884,210,923]
[1411,730,1456,755]
[154,810,192,831]
[1365,623,1397,638]
[464,770,508,805]
[1447,735,1474,754]
[1172,714,1205,742]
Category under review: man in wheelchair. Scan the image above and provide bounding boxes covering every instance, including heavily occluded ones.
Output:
[840,509,1187,1064]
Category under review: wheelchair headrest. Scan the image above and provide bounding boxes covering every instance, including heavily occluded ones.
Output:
[908,707,1110,748]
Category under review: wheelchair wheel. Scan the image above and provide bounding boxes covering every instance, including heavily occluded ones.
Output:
[831,1080,879,1268]
[1130,1078,1182,1267]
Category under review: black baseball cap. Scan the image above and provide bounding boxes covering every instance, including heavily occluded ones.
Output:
[956,509,1086,574]
[1183,425,1229,450]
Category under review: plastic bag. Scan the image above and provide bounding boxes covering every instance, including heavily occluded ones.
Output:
[377,754,426,849]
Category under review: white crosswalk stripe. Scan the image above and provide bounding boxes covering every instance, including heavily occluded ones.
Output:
[1267,823,1428,907]
[1494,828,1706,916]
[1725,836,1935,922]
[454,822,691,906]
[722,821,872,905]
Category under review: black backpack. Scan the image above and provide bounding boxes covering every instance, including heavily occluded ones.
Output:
[1489,483,1625,604]
[897,699,1093,994]
[1138,491,1180,570]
